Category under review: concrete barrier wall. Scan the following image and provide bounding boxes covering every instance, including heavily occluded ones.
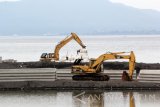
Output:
[56,69,160,83]
[0,68,160,83]
[0,68,56,81]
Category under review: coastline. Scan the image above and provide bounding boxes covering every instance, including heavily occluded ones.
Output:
[0,80,160,91]
[0,61,160,69]
[0,62,160,91]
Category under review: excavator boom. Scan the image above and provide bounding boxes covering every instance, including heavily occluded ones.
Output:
[53,33,86,60]
[72,51,136,81]
[40,32,86,61]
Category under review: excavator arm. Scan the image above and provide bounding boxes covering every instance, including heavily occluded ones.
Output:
[72,51,136,81]
[40,32,86,61]
[91,51,135,79]
[53,32,86,60]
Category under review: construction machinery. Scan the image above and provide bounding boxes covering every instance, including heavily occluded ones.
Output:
[40,32,86,61]
[72,51,135,81]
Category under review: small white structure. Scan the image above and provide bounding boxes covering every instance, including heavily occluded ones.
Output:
[76,48,89,62]
[3,59,17,63]
[0,56,2,63]
[60,48,89,62]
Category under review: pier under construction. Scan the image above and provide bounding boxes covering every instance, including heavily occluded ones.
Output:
[0,68,160,90]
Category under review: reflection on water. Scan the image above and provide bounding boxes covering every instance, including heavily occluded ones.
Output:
[0,90,159,107]
[73,91,104,107]
[130,93,135,107]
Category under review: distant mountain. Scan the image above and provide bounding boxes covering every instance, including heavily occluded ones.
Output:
[0,0,160,35]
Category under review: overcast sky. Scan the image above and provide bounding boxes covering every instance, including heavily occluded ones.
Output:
[110,0,160,11]
[0,0,20,2]
[1,0,160,12]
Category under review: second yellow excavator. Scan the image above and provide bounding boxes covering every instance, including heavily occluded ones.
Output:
[72,51,136,81]
[40,32,86,61]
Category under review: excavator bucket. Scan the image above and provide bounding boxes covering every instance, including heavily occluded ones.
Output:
[122,71,132,81]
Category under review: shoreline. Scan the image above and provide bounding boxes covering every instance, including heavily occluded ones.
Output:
[0,62,160,91]
[0,80,160,91]
[0,61,160,69]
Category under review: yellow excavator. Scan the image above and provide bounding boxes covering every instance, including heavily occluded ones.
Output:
[40,32,86,61]
[72,51,135,81]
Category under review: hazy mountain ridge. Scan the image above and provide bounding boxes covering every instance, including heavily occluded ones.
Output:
[0,0,160,35]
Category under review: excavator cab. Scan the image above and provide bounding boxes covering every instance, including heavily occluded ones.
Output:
[40,53,54,61]
[89,58,96,67]
[89,58,104,73]
[41,53,48,58]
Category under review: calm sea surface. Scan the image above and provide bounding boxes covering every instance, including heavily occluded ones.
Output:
[0,91,159,107]
[0,35,160,107]
[0,35,160,63]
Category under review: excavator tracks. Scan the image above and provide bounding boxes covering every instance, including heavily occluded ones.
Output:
[72,74,110,81]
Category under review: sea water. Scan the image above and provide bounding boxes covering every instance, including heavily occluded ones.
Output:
[0,35,160,63]
[0,91,159,107]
